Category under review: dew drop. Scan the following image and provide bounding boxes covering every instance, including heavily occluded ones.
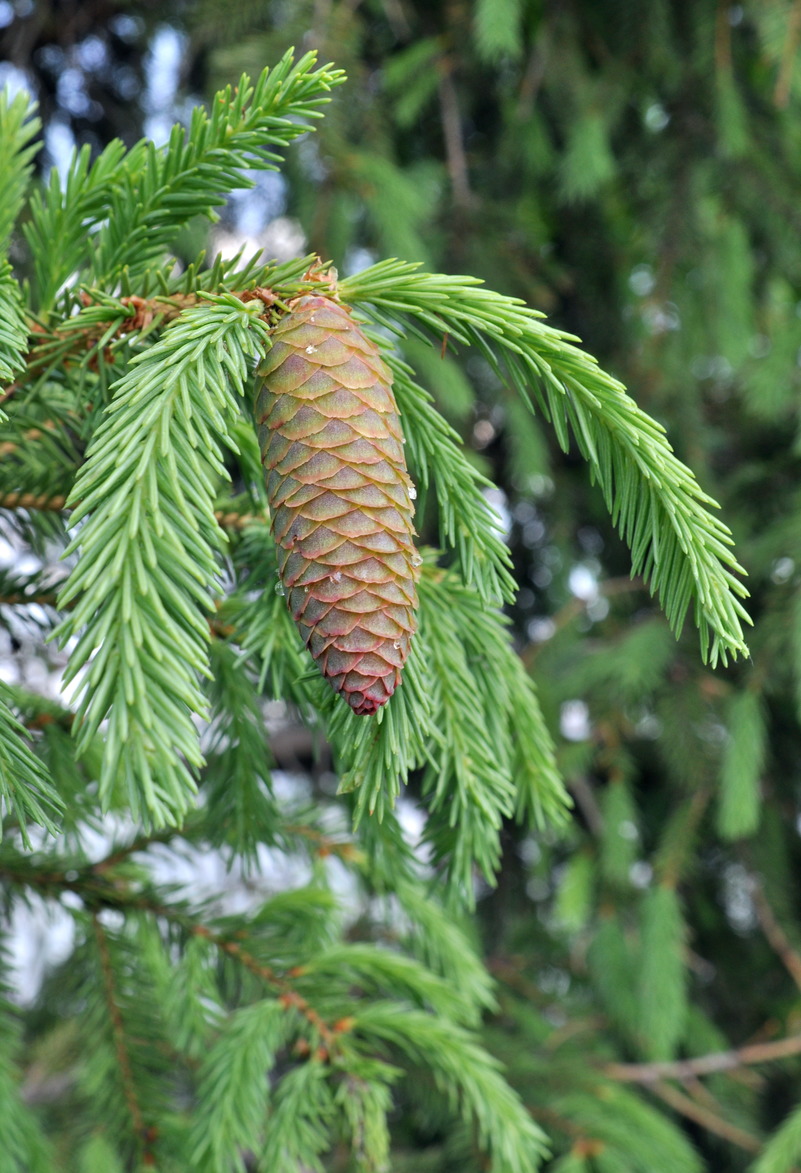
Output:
[303,585,310,593]
[408,486,417,500]
[411,555,423,568]
[305,345,318,355]
[330,571,343,583]
[309,316,316,322]
[274,582,285,596]
[393,640,402,650]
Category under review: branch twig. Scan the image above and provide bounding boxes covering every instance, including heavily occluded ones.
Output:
[603,1032,801,1083]
[650,1079,760,1153]
[437,56,472,207]
[2,860,346,1056]
[750,878,801,993]
[92,913,153,1160]
[775,0,801,108]
[0,491,268,532]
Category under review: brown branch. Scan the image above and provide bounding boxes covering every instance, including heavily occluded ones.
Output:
[6,284,281,398]
[602,1032,801,1083]
[650,1079,760,1153]
[0,491,268,533]
[92,913,153,1161]
[0,491,68,513]
[437,57,473,207]
[714,0,732,74]
[566,774,605,837]
[0,592,59,608]
[2,860,345,1057]
[775,0,801,108]
[750,879,801,993]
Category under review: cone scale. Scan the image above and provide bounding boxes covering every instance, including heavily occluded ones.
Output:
[256,295,420,715]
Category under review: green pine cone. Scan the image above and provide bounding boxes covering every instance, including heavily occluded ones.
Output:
[255,294,420,715]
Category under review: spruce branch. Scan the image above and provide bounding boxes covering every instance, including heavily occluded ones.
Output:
[259,1060,334,1172]
[189,998,294,1169]
[53,297,270,828]
[416,568,567,892]
[0,681,63,846]
[23,54,344,314]
[0,950,56,1172]
[89,51,345,291]
[0,89,39,257]
[24,137,131,314]
[353,1002,550,1173]
[341,260,751,666]
[0,266,30,404]
[383,349,518,604]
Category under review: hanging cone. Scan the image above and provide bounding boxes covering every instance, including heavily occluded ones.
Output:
[255,294,420,715]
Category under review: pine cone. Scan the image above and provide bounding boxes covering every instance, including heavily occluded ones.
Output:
[255,295,420,715]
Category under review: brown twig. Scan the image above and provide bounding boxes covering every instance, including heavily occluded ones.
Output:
[566,774,605,837]
[750,878,801,993]
[650,1079,760,1153]
[602,1032,801,1083]
[437,56,473,207]
[0,592,59,608]
[774,0,801,108]
[2,861,345,1056]
[0,491,68,513]
[714,0,732,74]
[0,491,268,533]
[90,826,196,874]
[92,913,154,1163]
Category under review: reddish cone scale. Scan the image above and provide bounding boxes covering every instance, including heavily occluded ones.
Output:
[255,295,420,715]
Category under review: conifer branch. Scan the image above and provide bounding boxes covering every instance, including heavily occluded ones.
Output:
[353,1002,550,1172]
[0,682,63,845]
[341,260,751,666]
[0,267,30,407]
[91,53,345,290]
[0,91,39,255]
[53,298,270,827]
[0,854,343,1048]
[23,54,344,313]
[382,349,517,604]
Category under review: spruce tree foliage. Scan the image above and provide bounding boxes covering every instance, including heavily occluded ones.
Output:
[99,2,801,1171]
[0,14,780,1173]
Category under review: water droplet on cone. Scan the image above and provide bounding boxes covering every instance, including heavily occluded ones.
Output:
[274,582,285,596]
